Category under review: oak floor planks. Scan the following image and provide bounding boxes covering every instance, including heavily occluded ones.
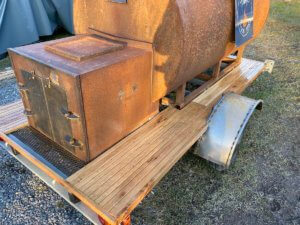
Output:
[0,100,27,133]
[0,67,14,81]
[0,68,26,133]
[0,58,265,224]
[67,58,265,224]
[68,102,208,221]
[193,58,265,106]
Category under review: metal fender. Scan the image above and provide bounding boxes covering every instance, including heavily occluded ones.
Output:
[193,93,263,170]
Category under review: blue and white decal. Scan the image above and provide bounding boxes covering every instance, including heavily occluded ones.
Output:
[235,0,254,46]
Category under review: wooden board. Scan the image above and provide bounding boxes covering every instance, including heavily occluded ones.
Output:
[0,67,14,81]
[0,58,266,225]
[193,58,265,107]
[0,100,27,133]
[67,58,265,224]
[67,103,208,224]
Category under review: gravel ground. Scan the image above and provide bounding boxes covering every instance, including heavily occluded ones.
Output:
[0,0,299,225]
[0,78,19,106]
[0,77,92,224]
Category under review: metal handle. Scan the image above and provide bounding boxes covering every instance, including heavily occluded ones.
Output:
[110,0,127,3]
[64,112,80,120]
[23,110,34,117]
[19,86,29,92]
[64,136,83,148]
[61,109,80,121]
[19,83,29,92]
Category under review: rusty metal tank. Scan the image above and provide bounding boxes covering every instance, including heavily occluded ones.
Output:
[8,0,270,163]
[73,0,270,101]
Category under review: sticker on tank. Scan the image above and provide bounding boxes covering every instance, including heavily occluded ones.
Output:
[235,0,254,46]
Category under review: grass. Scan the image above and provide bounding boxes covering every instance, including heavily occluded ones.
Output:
[132,1,300,224]
[270,0,300,25]
[0,57,11,69]
[0,0,299,224]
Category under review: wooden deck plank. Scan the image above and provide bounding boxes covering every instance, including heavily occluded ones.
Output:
[68,103,208,224]
[0,67,14,81]
[67,58,266,224]
[0,68,26,134]
[94,104,207,204]
[71,105,206,191]
[70,108,179,190]
[193,58,265,106]
[105,104,207,216]
[1,58,266,224]
[77,107,200,195]
[0,100,27,133]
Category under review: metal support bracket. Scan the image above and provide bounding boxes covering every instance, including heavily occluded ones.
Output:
[192,93,263,169]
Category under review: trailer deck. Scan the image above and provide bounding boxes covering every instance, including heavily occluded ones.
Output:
[0,58,267,225]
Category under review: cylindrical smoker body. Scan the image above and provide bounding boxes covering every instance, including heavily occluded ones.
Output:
[74,0,270,101]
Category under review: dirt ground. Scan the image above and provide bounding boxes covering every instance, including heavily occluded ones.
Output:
[0,0,299,225]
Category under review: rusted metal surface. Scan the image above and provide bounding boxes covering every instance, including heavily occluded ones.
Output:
[18,70,77,154]
[45,35,126,62]
[8,35,158,162]
[9,49,89,161]
[73,0,270,101]
[8,1,269,162]
[79,41,158,160]
[172,52,246,109]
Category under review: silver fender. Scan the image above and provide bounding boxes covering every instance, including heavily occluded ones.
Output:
[193,93,263,169]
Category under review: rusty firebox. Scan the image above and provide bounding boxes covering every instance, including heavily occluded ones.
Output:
[9,35,158,162]
[9,0,270,162]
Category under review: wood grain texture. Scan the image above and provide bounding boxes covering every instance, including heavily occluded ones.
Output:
[0,100,27,134]
[1,58,266,225]
[193,58,265,107]
[0,68,14,81]
[68,102,208,224]
[66,58,265,224]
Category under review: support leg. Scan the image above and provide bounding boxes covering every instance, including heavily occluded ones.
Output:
[121,215,131,225]
[68,193,80,204]
[236,46,245,63]
[212,61,222,79]
[175,83,186,108]
[196,73,211,81]
[169,48,246,109]
[98,215,131,225]
[11,147,20,156]
[98,215,110,225]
